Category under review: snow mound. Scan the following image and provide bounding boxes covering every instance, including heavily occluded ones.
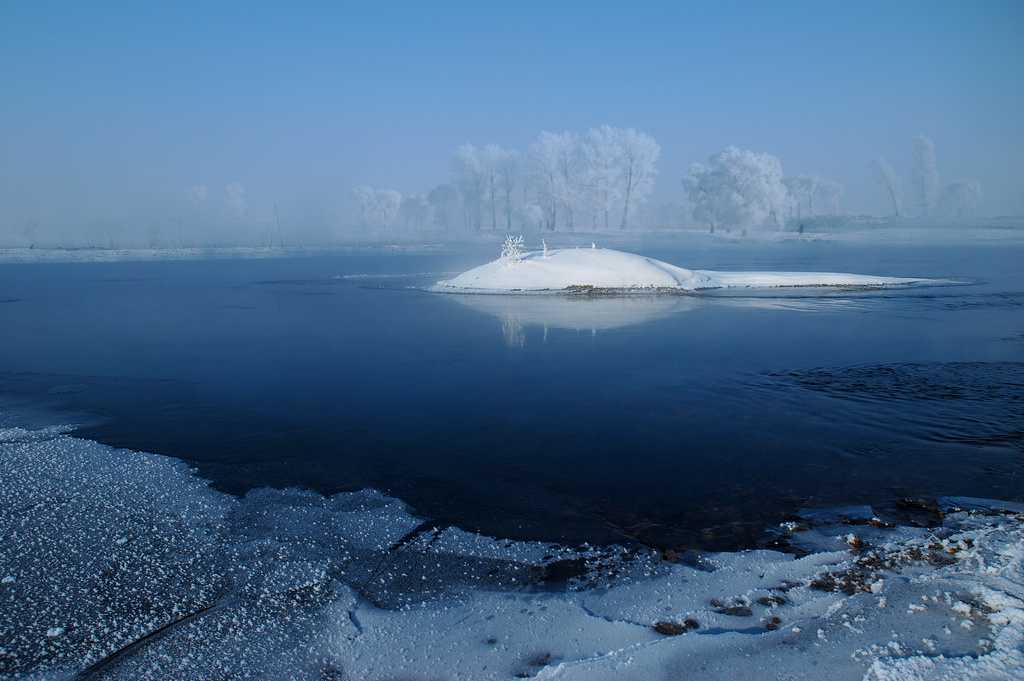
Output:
[433,248,713,292]
[431,248,924,293]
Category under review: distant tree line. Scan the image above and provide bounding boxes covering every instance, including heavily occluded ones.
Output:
[350,126,660,232]
[348,128,840,234]
[348,127,987,233]
[873,135,982,219]
[342,132,981,234]
[1,133,990,250]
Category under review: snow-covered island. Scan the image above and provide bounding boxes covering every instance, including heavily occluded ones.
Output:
[431,243,926,293]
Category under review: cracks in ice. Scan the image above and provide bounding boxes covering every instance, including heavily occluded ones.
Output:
[70,600,225,681]
[345,609,363,639]
[575,602,650,632]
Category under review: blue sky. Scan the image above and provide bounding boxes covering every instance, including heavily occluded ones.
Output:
[2,0,1022,233]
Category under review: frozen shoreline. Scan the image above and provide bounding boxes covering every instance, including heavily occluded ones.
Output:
[2,419,1022,680]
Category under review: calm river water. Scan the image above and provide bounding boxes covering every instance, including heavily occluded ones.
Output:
[2,235,1021,550]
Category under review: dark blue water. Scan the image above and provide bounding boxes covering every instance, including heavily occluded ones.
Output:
[2,238,1022,550]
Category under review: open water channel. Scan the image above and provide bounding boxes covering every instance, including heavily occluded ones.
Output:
[1,234,1021,551]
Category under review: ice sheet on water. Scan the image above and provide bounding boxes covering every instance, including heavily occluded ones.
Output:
[0,426,231,678]
[2,421,1023,680]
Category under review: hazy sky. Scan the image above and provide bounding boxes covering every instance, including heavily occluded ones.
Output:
[2,0,1023,234]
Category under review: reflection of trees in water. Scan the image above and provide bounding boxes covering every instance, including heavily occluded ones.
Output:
[501,315,526,348]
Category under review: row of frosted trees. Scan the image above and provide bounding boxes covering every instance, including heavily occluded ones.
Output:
[351,126,660,232]
[873,135,982,219]
[683,147,842,234]
[349,132,981,232]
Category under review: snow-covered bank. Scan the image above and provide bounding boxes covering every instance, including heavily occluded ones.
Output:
[431,247,928,293]
[2,422,1022,680]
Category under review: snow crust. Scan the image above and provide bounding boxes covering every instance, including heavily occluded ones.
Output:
[2,421,1023,680]
[431,248,924,293]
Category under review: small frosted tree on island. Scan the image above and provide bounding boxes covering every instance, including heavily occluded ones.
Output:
[500,234,524,266]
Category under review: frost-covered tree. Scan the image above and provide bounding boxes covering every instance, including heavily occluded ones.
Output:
[616,127,659,230]
[517,203,544,231]
[496,147,519,231]
[399,194,431,230]
[452,144,485,230]
[526,136,558,231]
[582,125,621,230]
[374,189,400,230]
[938,179,982,217]
[815,179,843,215]
[427,183,459,230]
[480,144,521,230]
[551,132,582,231]
[684,162,723,233]
[873,156,903,218]
[783,175,818,220]
[349,186,401,229]
[913,135,939,216]
[349,186,376,228]
[784,175,843,219]
[684,147,788,233]
[480,144,502,230]
[500,234,524,266]
[580,126,659,230]
[527,131,582,231]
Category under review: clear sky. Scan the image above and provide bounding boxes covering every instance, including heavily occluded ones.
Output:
[2,0,1022,236]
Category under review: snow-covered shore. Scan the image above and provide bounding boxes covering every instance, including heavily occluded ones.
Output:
[431,247,927,293]
[2,421,1022,680]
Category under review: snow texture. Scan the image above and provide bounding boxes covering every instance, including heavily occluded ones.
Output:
[431,247,925,293]
[2,421,1023,680]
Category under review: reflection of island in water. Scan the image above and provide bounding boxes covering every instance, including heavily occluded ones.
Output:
[447,293,700,347]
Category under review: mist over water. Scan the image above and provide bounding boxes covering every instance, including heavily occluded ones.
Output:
[2,235,1021,552]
